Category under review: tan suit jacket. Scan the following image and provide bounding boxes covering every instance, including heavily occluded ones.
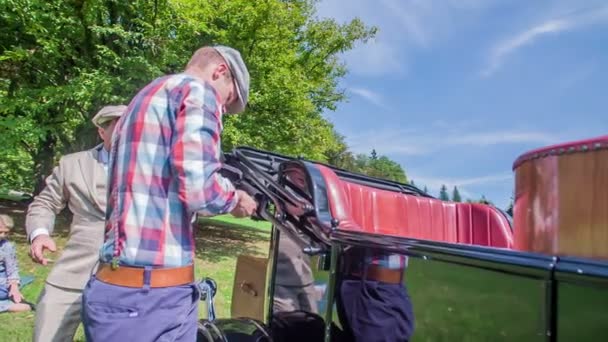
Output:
[26,145,107,290]
[275,232,314,287]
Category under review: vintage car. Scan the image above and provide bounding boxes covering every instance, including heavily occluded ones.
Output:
[196,135,608,342]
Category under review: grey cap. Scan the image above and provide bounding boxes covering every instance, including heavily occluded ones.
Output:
[213,45,250,114]
[92,105,127,128]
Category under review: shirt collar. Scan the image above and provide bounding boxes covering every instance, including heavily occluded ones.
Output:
[98,146,109,165]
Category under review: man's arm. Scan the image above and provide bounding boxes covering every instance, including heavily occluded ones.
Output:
[25,159,68,239]
[171,81,239,216]
[25,159,64,264]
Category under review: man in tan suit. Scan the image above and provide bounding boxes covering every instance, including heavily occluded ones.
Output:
[273,170,318,314]
[273,232,318,314]
[25,105,126,342]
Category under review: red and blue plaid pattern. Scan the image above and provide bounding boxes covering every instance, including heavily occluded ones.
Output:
[101,74,238,267]
[347,247,408,272]
[367,251,408,270]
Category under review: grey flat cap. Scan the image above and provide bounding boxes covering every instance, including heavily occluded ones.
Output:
[92,105,127,128]
[213,45,250,114]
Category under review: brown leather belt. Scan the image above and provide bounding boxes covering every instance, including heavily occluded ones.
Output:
[96,263,195,288]
[349,265,404,284]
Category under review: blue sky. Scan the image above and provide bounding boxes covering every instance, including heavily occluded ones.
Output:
[316,0,608,208]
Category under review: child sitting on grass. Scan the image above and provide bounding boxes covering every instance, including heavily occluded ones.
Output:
[0,214,32,313]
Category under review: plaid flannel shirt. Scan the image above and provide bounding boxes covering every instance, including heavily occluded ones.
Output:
[366,250,408,270]
[100,74,238,267]
[346,247,408,272]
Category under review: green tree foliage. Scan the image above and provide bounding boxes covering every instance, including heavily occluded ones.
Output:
[327,147,407,183]
[479,195,493,205]
[368,155,407,183]
[346,150,407,183]
[323,137,407,183]
[466,195,494,206]
[370,149,378,160]
[467,195,494,205]
[0,0,376,192]
[439,184,449,201]
[506,200,513,216]
[452,186,462,202]
[323,130,357,171]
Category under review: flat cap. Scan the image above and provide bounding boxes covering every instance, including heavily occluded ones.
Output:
[213,45,250,114]
[92,105,127,128]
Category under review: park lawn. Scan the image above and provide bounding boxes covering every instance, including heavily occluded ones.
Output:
[199,214,271,232]
[0,205,270,342]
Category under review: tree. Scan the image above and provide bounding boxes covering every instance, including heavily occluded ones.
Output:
[478,195,493,205]
[439,185,450,201]
[423,186,429,194]
[338,150,407,183]
[366,153,407,183]
[0,0,377,192]
[368,156,407,183]
[452,186,462,202]
[506,199,514,216]
[323,129,357,171]
[2,0,171,192]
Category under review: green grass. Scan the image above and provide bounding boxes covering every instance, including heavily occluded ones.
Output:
[200,214,272,232]
[0,190,31,202]
[313,258,545,341]
[0,203,270,342]
[405,259,544,342]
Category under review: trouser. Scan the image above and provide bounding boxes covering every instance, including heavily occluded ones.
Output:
[336,277,415,342]
[273,284,319,314]
[34,282,83,342]
[81,275,200,341]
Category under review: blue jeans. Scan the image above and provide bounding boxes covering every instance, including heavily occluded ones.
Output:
[81,275,200,341]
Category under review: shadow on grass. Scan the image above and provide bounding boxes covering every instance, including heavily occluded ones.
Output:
[195,220,270,263]
[0,200,72,244]
[1,200,270,264]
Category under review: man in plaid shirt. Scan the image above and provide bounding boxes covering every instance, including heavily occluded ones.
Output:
[82,45,257,341]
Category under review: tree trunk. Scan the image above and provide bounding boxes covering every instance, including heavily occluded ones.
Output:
[32,133,57,196]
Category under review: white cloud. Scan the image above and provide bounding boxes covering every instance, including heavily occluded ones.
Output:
[345,126,560,156]
[429,173,512,187]
[481,5,608,77]
[379,0,431,46]
[349,87,390,110]
[342,39,407,77]
[409,173,513,202]
[449,131,558,146]
[316,0,500,77]
[317,0,608,79]
[343,124,559,206]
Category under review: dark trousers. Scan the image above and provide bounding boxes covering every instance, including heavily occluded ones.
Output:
[336,278,415,342]
[82,275,200,341]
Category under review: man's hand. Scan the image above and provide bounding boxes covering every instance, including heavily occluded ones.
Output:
[230,190,258,218]
[30,235,57,265]
[9,285,23,303]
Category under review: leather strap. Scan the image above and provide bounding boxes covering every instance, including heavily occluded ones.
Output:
[96,263,195,288]
[349,265,404,284]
